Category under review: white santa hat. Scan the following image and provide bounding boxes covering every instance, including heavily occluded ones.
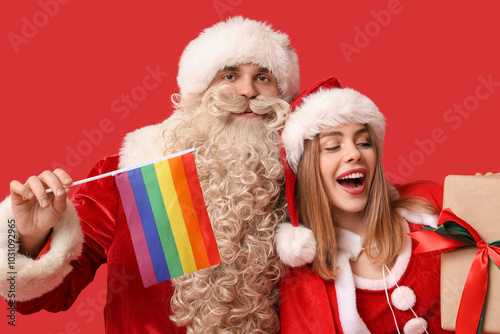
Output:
[277,76,386,267]
[177,16,300,102]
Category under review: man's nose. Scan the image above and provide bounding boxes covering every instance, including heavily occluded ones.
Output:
[236,77,258,99]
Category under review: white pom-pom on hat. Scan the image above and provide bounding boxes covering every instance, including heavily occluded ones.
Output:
[276,222,316,268]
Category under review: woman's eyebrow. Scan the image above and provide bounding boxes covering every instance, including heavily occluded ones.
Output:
[355,128,369,136]
[319,131,343,138]
[319,127,368,139]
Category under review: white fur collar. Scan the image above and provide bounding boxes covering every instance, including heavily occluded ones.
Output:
[118,114,186,169]
[337,228,364,262]
[334,209,438,332]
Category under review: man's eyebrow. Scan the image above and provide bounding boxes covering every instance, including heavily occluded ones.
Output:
[257,67,271,73]
[220,66,239,72]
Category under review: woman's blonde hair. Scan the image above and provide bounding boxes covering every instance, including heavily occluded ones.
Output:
[296,124,436,280]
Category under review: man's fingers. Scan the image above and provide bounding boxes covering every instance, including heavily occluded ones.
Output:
[24,175,51,208]
[53,168,73,186]
[39,170,68,197]
[49,170,70,215]
[10,180,34,202]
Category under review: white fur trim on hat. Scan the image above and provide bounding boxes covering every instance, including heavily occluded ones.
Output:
[177,16,300,102]
[282,88,385,173]
[0,196,83,301]
[276,222,316,267]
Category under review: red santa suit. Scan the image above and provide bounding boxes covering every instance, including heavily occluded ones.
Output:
[279,181,455,334]
[0,16,301,333]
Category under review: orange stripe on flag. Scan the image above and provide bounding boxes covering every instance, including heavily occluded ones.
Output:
[169,156,210,270]
[181,153,221,266]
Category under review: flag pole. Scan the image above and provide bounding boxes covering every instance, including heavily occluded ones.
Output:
[45,148,195,193]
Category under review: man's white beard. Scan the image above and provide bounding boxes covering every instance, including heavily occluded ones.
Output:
[163,88,290,333]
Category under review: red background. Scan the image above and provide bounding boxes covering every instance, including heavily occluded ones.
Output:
[1,0,500,333]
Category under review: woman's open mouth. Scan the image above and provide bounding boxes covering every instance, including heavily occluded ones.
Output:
[337,169,367,195]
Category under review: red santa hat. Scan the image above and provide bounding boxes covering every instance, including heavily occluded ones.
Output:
[277,76,386,267]
[177,16,300,102]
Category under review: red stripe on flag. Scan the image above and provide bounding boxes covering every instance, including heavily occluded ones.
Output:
[181,153,221,266]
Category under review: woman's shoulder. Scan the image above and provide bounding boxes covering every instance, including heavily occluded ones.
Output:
[394,180,443,209]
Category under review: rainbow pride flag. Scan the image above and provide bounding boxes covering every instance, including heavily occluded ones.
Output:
[115,149,221,288]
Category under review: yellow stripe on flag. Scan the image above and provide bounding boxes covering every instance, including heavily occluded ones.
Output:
[155,160,197,274]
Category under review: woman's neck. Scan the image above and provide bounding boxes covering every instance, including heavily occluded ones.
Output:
[334,210,366,236]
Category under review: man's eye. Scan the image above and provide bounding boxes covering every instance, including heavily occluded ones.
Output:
[222,74,235,80]
[257,76,270,82]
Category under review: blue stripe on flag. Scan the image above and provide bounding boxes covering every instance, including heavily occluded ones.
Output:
[128,168,171,282]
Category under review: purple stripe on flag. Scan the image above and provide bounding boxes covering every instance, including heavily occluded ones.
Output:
[115,172,158,287]
[127,168,171,283]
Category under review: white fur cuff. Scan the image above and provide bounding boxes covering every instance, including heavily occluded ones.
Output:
[276,222,316,267]
[0,196,83,301]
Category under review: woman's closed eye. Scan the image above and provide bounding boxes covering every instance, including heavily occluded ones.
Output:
[324,144,341,152]
[356,141,372,149]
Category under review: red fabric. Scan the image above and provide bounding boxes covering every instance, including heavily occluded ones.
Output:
[15,155,186,334]
[35,233,52,260]
[279,181,455,334]
[279,266,337,333]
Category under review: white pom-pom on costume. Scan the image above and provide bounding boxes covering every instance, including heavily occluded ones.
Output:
[403,317,428,334]
[276,222,316,267]
[391,286,416,311]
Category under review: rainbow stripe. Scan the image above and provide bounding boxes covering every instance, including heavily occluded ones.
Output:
[115,151,220,288]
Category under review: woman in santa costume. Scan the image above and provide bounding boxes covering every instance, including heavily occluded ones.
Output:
[277,77,454,334]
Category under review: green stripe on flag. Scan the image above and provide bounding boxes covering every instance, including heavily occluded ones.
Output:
[141,164,184,278]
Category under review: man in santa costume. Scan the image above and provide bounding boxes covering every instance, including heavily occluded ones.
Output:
[0,16,299,333]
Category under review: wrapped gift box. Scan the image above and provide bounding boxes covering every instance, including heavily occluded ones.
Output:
[441,175,500,332]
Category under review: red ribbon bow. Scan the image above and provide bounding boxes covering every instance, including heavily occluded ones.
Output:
[408,208,500,334]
